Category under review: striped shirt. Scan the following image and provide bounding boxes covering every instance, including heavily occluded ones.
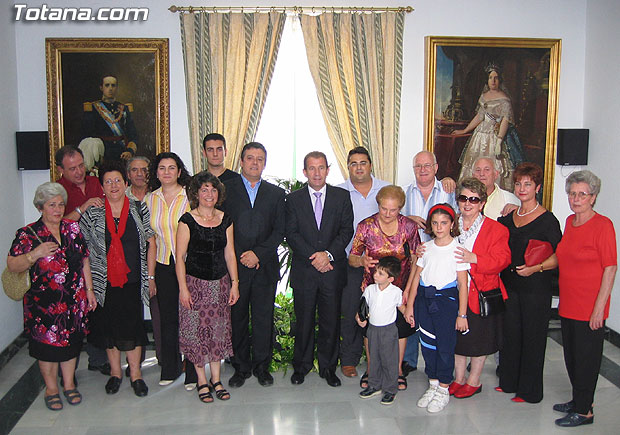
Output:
[144,186,190,264]
[403,177,456,242]
[79,200,155,306]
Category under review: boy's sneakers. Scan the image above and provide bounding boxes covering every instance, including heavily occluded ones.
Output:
[381,392,396,405]
[359,387,382,399]
[427,386,450,413]
[417,384,438,408]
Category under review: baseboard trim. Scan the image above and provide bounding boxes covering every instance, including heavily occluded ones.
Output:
[606,326,620,348]
[0,332,28,373]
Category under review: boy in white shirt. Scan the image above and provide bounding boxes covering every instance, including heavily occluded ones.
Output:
[356,256,404,405]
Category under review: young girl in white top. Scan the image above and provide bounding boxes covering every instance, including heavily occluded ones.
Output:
[405,204,469,413]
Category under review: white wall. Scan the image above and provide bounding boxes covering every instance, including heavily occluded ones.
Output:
[584,0,620,332]
[4,0,617,349]
[0,4,26,350]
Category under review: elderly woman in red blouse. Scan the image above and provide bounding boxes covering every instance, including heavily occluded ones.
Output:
[553,170,617,427]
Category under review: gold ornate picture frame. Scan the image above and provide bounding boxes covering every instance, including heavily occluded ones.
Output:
[46,38,169,181]
[424,36,561,209]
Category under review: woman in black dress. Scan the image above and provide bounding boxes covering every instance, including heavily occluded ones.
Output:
[7,182,96,410]
[80,162,155,397]
[176,171,240,403]
[497,162,562,403]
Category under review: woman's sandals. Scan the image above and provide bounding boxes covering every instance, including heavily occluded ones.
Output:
[210,379,230,401]
[197,384,213,403]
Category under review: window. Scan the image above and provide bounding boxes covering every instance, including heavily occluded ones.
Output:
[255,16,344,186]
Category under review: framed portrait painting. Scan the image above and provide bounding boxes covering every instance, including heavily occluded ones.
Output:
[424,36,561,209]
[46,38,169,181]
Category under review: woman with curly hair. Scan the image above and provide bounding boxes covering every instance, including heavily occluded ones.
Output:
[176,171,240,403]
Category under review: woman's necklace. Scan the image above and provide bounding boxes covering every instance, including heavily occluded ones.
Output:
[516,202,539,217]
[195,208,216,222]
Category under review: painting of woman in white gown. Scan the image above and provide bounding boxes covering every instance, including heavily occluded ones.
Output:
[453,64,525,191]
[425,37,560,208]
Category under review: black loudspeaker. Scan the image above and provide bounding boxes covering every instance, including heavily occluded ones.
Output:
[16,131,50,170]
[557,129,589,166]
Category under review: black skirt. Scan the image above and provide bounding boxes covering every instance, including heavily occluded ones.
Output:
[454,306,503,357]
[29,339,82,362]
[103,281,148,351]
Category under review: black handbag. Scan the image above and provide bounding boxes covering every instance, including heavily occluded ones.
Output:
[358,295,369,322]
[469,272,505,318]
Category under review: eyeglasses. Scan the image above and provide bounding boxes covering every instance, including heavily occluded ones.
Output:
[104,178,123,185]
[348,161,369,168]
[413,163,435,171]
[457,195,482,204]
[567,191,592,200]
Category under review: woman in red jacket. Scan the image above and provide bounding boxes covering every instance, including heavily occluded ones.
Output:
[449,178,511,398]
[554,170,616,427]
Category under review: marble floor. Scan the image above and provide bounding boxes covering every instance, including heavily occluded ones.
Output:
[3,333,620,435]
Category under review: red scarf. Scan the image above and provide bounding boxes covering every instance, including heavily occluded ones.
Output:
[106,196,131,288]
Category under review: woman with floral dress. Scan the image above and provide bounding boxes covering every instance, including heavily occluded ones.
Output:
[7,182,96,411]
[348,185,420,391]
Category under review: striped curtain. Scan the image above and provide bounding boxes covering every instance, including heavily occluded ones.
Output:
[180,12,285,172]
[300,12,405,182]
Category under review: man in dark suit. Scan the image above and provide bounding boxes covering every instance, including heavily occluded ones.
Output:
[285,151,354,387]
[222,142,285,388]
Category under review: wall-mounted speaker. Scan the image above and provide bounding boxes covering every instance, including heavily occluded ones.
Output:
[16,131,50,170]
[557,129,589,166]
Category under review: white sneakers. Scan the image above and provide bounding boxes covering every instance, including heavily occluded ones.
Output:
[417,383,449,413]
[417,384,438,408]
[427,386,450,413]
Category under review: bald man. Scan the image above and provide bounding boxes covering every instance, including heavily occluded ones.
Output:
[472,157,519,220]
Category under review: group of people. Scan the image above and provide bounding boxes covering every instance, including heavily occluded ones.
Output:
[6,135,616,428]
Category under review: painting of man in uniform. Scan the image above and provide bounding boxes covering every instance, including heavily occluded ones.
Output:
[61,52,156,168]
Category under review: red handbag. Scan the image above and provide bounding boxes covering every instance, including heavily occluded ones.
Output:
[524,239,554,266]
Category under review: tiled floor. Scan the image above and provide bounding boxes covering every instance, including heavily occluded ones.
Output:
[4,337,620,434]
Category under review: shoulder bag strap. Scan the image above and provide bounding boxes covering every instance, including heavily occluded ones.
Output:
[467,271,479,292]
[25,225,44,244]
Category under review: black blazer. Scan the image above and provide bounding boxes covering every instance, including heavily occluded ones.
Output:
[285,184,353,289]
[222,176,286,283]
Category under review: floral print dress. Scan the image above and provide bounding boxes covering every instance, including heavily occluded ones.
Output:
[9,219,89,361]
[350,214,421,297]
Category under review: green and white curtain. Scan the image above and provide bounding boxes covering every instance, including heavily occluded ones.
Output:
[180,11,285,172]
[300,12,405,182]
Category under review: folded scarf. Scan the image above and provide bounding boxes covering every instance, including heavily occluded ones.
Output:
[106,196,131,287]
